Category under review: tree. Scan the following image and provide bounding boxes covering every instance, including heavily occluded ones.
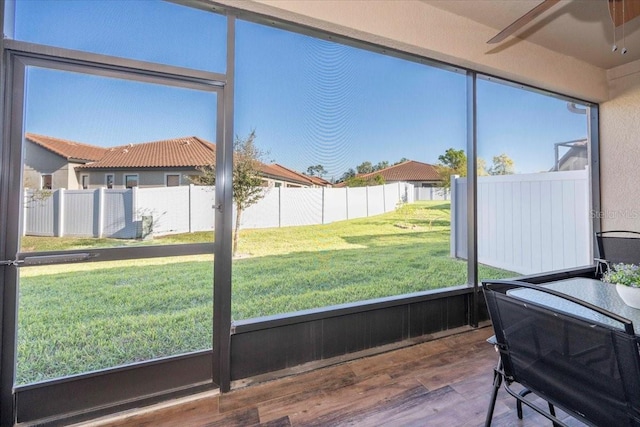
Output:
[191,130,266,257]
[436,148,467,189]
[343,173,385,187]
[339,168,356,182]
[343,176,368,187]
[22,176,53,205]
[306,164,327,177]
[394,157,410,165]
[477,158,489,176]
[438,148,466,171]
[488,153,515,175]
[356,161,374,174]
[374,161,389,171]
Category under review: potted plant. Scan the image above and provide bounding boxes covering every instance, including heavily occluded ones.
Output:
[602,263,640,309]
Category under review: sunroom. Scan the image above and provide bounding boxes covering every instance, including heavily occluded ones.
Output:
[0,0,637,425]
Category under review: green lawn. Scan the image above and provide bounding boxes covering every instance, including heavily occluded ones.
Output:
[17,201,514,384]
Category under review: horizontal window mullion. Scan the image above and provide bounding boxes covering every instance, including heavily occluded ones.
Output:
[5,39,226,89]
[16,242,214,266]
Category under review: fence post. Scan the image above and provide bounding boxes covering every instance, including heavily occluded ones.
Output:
[189,184,193,233]
[98,187,105,238]
[132,186,138,239]
[345,187,349,220]
[382,184,386,212]
[57,189,65,237]
[366,186,369,217]
[450,175,459,258]
[322,187,326,224]
[278,186,282,228]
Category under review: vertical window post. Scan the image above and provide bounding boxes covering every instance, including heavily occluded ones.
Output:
[589,105,601,258]
[466,71,478,327]
[213,14,235,393]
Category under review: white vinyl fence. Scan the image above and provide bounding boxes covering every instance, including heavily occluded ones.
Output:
[450,169,592,275]
[24,182,415,239]
[414,187,449,201]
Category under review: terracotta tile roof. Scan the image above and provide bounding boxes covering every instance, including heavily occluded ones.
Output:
[29,132,330,187]
[358,160,440,182]
[26,133,107,162]
[78,136,215,169]
[259,163,327,186]
[307,175,332,186]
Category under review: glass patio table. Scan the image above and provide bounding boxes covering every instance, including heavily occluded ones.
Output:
[508,277,640,335]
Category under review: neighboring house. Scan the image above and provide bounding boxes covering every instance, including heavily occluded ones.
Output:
[76,136,216,189]
[552,139,588,171]
[25,133,331,189]
[259,163,332,188]
[338,160,441,187]
[24,133,107,190]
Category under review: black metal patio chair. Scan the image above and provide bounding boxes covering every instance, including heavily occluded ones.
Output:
[483,279,640,427]
[595,230,640,275]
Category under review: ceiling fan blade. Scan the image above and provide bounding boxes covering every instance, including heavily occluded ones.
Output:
[609,0,640,27]
[487,0,561,44]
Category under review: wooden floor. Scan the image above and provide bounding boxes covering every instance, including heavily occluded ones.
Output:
[77,326,585,427]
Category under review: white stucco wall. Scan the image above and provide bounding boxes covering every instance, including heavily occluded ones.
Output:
[600,60,640,231]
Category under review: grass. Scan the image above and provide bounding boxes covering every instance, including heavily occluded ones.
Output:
[17,201,514,384]
[19,262,213,383]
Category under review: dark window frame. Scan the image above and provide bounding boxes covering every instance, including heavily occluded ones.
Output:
[165,174,180,187]
[124,174,139,188]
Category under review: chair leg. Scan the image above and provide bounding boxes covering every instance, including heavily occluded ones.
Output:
[485,358,503,427]
[516,388,532,419]
[549,403,561,427]
[516,389,559,426]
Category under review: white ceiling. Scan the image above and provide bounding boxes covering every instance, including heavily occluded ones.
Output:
[426,0,640,70]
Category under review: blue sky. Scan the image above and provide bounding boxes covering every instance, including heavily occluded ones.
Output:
[13,0,588,179]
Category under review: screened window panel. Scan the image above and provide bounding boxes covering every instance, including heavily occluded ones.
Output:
[5,0,227,73]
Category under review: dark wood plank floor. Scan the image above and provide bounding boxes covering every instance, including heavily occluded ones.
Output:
[77,326,586,427]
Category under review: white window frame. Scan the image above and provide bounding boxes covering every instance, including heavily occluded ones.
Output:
[41,173,52,190]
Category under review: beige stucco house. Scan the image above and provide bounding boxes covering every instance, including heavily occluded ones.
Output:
[361,160,440,187]
[260,163,332,188]
[24,133,330,190]
[23,134,107,190]
[75,135,217,189]
[336,160,441,187]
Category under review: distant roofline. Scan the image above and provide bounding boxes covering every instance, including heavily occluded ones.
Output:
[355,159,440,181]
[26,133,334,186]
[25,132,107,162]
